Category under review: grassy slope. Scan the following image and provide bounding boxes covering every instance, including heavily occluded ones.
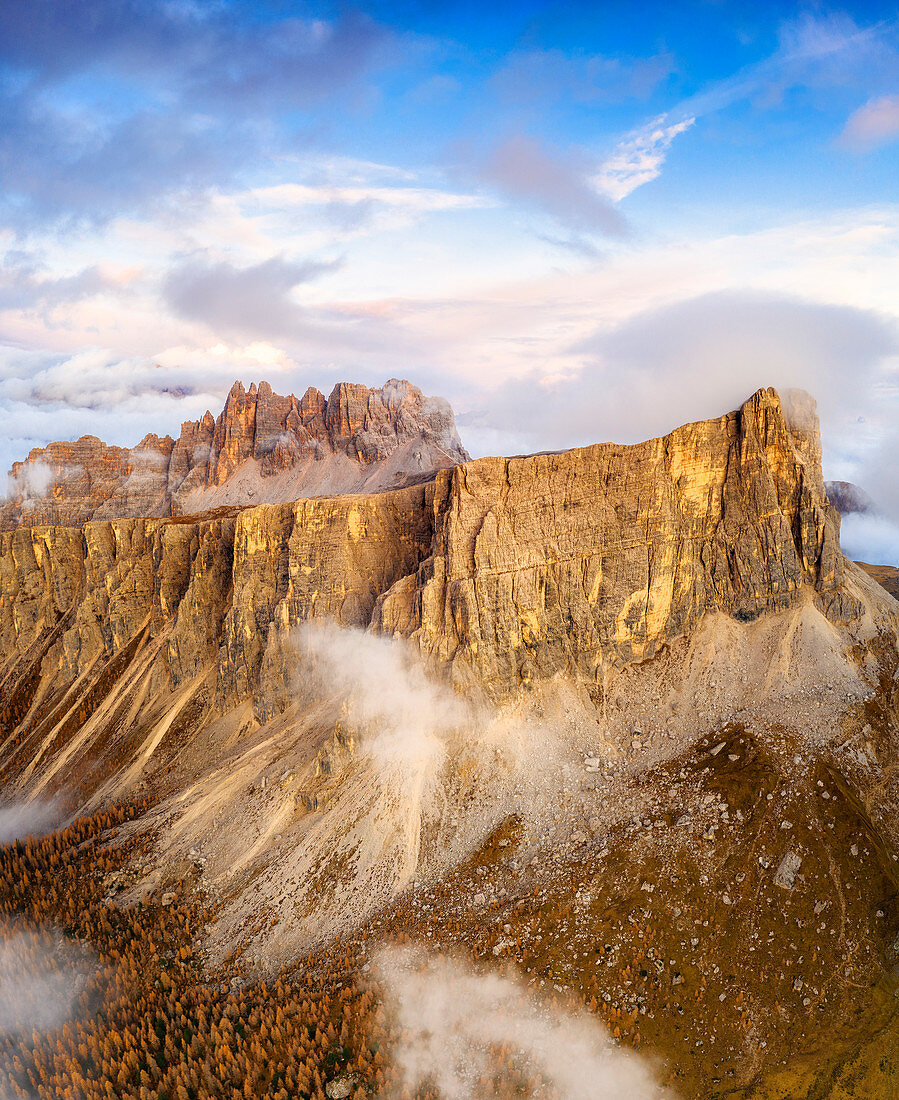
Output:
[857,562,899,604]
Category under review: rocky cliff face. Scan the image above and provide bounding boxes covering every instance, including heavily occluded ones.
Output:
[0,387,850,799]
[3,385,899,1100]
[0,378,468,531]
[376,387,847,692]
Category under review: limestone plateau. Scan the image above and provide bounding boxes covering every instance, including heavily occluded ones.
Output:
[2,383,899,1099]
[0,377,468,530]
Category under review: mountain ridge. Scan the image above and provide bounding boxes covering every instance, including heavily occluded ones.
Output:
[0,386,849,743]
[3,384,899,1096]
[1,378,469,531]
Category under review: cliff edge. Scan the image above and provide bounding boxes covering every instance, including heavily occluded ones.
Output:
[0,386,854,772]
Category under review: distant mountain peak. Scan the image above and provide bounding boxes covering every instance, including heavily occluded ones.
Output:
[825,480,874,517]
[1,378,470,530]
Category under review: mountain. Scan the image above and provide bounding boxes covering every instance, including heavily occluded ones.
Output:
[1,385,899,1099]
[0,378,468,531]
[0,385,846,755]
[825,479,874,516]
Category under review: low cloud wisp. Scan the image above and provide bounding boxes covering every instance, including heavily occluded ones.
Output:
[5,460,56,502]
[378,947,666,1099]
[0,800,61,844]
[0,928,96,1038]
[295,622,465,782]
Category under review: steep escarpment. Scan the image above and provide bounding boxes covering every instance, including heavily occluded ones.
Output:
[0,387,857,810]
[0,483,440,800]
[376,386,846,691]
[0,378,468,531]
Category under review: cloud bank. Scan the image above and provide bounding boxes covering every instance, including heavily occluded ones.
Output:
[840,513,899,568]
[163,254,342,340]
[460,289,898,457]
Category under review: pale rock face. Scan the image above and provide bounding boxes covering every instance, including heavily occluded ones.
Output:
[373,387,846,693]
[0,378,469,530]
[0,387,850,783]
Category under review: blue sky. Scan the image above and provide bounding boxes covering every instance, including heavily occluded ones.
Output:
[2,0,899,554]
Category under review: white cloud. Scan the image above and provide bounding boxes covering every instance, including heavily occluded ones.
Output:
[380,947,661,1100]
[6,459,56,501]
[0,801,61,843]
[594,12,899,202]
[841,95,899,150]
[249,182,488,213]
[840,513,899,566]
[595,115,695,201]
[0,929,95,1036]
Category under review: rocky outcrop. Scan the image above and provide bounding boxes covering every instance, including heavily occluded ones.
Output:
[825,480,874,516]
[0,379,468,531]
[376,386,844,690]
[0,388,849,792]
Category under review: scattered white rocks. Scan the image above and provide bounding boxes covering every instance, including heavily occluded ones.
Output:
[325,1076,356,1099]
[774,851,803,890]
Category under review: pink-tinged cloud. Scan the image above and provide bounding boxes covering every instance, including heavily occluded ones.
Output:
[841,95,899,150]
[474,134,628,238]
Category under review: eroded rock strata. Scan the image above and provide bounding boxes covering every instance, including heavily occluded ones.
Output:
[0,387,846,782]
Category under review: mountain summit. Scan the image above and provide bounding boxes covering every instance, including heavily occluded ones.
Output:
[1,378,469,530]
